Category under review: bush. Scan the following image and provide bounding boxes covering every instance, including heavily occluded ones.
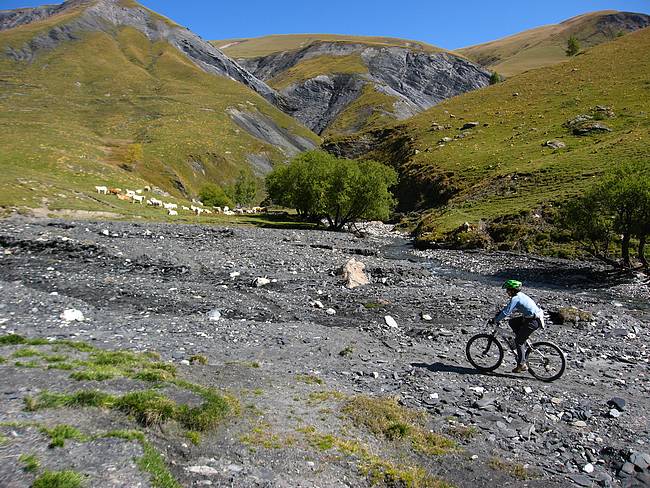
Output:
[198,183,233,208]
[265,150,397,230]
[489,71,501,85]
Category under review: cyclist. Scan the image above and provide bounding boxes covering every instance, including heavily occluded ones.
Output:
[488,279,545,373]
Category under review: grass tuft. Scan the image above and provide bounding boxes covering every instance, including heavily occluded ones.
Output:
[32,470,84,488]
[40,424,85,448]
[19,453,40,472]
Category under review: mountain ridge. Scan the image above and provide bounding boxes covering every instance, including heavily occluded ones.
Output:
[456,10,650,76]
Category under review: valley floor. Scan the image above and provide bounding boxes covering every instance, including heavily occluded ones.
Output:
[0,215,648,487]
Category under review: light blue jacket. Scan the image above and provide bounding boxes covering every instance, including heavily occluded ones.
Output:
[494,292,543,324]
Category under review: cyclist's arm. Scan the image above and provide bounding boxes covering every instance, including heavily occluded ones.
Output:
[494,296,519,323]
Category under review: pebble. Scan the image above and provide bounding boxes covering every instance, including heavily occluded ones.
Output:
[208,309,221,321]
[583,463,594,474]
[325,308,336,315]
[185,466,220,476]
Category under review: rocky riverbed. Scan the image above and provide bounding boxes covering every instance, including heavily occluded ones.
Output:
[0,215,648,487]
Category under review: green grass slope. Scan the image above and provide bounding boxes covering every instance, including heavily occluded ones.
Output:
[0,15,319,215]
[456,10,650,77]
[214,34,443,59]
[326,27,650,246]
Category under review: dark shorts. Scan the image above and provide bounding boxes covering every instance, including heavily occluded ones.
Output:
[509,316,542,345]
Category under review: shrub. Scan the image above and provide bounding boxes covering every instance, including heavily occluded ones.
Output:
[566,36,580,56]
[198,183,233,208]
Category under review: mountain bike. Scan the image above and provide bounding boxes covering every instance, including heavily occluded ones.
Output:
[465,323,566,382]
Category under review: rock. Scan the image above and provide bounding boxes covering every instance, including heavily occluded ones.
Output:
[180,359,190,366]
[253,277,271,287]
[583,463,594,474]
[421,314,432,321]
[474,397,496,410]
[185,465,220,476]
[568,474,594,487]
[564,114,593,127]
[607,397,626,411]
[630,452,650,470]
[460,121,479,130]
[550,307,594,325]
[208,309,221,321]
[339,257,370,289]
[60,309,84,322]
[229,271,240,278]
[572,121,612,136]
[573,420,587,428]
[440,136,453,143]
[384,315,398,328]
[101,229,110,236]
[608,409,621,418]
[620,462,636,475]
[325,308,336,315]
[523,386,533,394]
[543,139,566,149]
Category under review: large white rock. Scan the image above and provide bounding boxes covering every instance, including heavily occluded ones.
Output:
[340,257,370,289]
[61,309,84,322]
[384,315,398,328]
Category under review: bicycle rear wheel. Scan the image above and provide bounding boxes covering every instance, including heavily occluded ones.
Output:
[466,334,504,372]
[526,341,566,382]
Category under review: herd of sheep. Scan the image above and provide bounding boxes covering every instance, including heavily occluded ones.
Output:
[94,185,266,216]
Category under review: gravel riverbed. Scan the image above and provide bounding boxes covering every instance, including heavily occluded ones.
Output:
[0,215,648,487]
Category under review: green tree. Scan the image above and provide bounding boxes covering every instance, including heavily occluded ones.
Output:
[198,183,233,208]
[233,170,257,206]
[566,36,580,57]
[265,150,397,230]
[489,71,501,85]
[561,162,649,268]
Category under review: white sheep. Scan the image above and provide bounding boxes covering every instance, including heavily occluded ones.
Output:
[126,189,136,197]
[148,198,163,207]
[163,202,178,210]
[182,206,190,211]
[95,186,108,194]
[168,209,178,216]
[132,195,145,204]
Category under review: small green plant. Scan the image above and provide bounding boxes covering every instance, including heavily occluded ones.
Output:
[114,391,177,427]
[339,345,354,357]
[296,374,324,385]
[33,470,84,488]
[12,347,41,358]
[489,457,537,480]
[14,360,39,368]
[185,431,201,446]
[41,424,85,448]
[19,453,40,472]
[489,71,502,85]
[189,354,208,365]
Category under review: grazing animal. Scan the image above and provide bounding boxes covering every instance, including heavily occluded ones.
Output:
[204,209,213,214]
[132,195,145,204]
[193,207,204,215]
[148,198,163,207]
[223,206,230,212]
[108,188,121,195]
[95,186,108,194]
[117,193,132,201]
[163,202,178,210]
[126,190,136,197]
[182,206,190,211]
[144,185,151,191]
[168,209,178,216]
[213,207,222,214]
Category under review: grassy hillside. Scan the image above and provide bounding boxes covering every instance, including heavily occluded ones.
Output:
[0,16,319,214]
[326,27,650,249]
[457,10,650,77]
[214,34,443,59]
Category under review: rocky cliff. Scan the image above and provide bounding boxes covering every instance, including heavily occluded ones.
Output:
[238,41,491,135]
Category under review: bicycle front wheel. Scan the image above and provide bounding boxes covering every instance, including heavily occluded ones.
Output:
[466,334,504,372]
[527,341,566,382]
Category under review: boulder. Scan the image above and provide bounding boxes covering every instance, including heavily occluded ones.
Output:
[572,121,612,136]
[340,257,370,289]
[543,139,566,149]
[564,114,593,127]
[460,121,479,130]
[60,309,84,322]
[253,277,271,287]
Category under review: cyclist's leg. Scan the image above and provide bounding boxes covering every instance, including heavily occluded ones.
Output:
[515,318,541,365]
[508,317,525,363]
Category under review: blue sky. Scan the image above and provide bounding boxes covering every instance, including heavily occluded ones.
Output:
[3,0,649,49]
